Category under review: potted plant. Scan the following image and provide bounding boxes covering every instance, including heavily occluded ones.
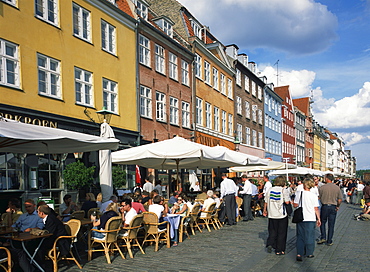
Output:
[112,165,126,189]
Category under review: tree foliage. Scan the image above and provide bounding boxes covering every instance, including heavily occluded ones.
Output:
[112,165,126,189]
[63,161,95,190]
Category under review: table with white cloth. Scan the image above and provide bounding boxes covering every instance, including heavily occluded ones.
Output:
[164,214,180,241]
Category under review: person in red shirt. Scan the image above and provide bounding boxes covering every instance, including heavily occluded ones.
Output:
[131,195,146,214]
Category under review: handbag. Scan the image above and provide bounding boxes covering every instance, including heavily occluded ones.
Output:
[292,192,303,223]
[30,229,49,236]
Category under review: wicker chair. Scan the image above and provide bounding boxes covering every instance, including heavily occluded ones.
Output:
[188,203,202,235]
[0,247,12,272]
[48,219,82,272]
[198,202,217,232]
[236,197,243,222]
[118,214,145,258]
[87,208,101,219]
[88,216,125,264]
[211,207,222,229]
[142,212,170,252]
[71,210,85,220]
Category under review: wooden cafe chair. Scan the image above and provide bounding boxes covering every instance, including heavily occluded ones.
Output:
[118,214,145,258]
[142,212,170,252]
[0,247,12,272]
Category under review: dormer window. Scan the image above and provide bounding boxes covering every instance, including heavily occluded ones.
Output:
[135,0,148,20]
[154,17,174,38]
[190,19,202,39]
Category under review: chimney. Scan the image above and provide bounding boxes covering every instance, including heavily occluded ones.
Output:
[225,44,239,60]
[237,53,248,67]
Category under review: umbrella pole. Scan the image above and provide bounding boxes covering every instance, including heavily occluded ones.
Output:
[176,159,180,191]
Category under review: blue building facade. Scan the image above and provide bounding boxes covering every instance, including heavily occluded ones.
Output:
[264,84,283,162]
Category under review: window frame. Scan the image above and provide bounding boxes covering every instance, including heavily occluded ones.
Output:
[155,44,165,74]
[220,73,226,95]
[228,114,233,136]
[213,67,219,90]
[195,54,202,79]
[102,78,118,113]
[182,101,190,128]
[227,78,233,99]
[204,61,210,84]
[72,2,91,42]
[169,52,178,81]
[181,60,189,86]
[101,19,116,55]
[213,106,219,132]
[140,85,152,118]
[169,97,179,125]
[156,91,166,122]
[139,35,150,67]
[196,97,203,126]
[35,0,58,26]
[205,102,212,129]
[0,39,20,88]
[236,96,242,115]
[37,53,61,99]
[74,67,93,107]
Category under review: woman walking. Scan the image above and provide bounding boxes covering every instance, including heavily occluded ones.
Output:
[293,178,321,261]
[263,176,291,255]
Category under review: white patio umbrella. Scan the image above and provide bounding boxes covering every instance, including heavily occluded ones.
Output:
[268,167,323,176]
[0,117,119,153]
[99,121,116,202]
[229,160,297,173]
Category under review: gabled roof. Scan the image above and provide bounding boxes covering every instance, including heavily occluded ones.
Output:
[293,97,310,116]
[275,85,294,110]
[115,0,134,18]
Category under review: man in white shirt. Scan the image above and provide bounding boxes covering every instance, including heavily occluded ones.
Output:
[120,198,137,227]
[220,173,238,226]
[240,175,254,221]
[143,177,154,193]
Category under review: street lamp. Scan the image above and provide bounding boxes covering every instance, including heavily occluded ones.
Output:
[96,108,114,124]
[234,136,240,151]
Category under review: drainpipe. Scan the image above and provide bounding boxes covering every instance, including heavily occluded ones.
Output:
[135,19,141,147]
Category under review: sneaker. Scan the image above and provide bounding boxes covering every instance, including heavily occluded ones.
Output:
[327,242,333,246]
[317,239,326,244]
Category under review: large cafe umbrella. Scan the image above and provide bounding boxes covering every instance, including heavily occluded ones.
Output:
[0,117,119,153]
[229,160,297,172]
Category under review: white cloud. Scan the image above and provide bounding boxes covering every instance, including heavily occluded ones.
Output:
[178,0,338,55]
[340,132,370,146]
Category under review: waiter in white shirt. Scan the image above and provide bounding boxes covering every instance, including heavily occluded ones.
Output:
[220,173,239,226]
[240,175,254,221]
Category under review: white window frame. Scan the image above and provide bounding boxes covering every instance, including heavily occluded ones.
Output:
[236,68,241,86]
[156,19,173,38]
[2,0,16,7]
[220,73,226,95]
[182,101,190,128]
[236,96,242,115]
[181,60,189,86]
[244,75,249,92]
[75,67,93,106]
[195,54,202,79]
[196,97,203,126]
[204,61,210,84]
[221,110,226,134]
[35,0,58,26]
[140,85,152,118]
[236,123,242,143]
[155,44,165,74]
[213,67,219,90]
[191,20,202,39]
[156,91,166,122]
[214,106,219,132]
[258,85,262,100]
[251,81,256,96]
[258,132,263,148]
[245,101,250,119]
[258,109,263,125]
[73,2,91,42]
[252,130,257,147]
[135,0,148,20]
[246,127,251,145]
[252,105,257,122]
[205,102,212,129]
[101,20,116,55]
[227,78,233,98]
[139,35,150,67]
[37,53,61,98]
[103,78,117,113]
[0,39,20,88]
[169,52,178,80]
[228,114,233,136]
[169,97,179,125]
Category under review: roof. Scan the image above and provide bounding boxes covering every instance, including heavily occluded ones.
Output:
[293,97,310,116]
[115,0,134,18]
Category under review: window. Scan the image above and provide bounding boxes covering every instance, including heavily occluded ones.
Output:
[195,54,202,78]
[182,101,190,128]
[37,53,60,98]
[265,94,269,104]
[2,0,16,7]
[227,78,233,98]
[258,109,263,125]
[170,97,179,125]
[220,73,226,95]
[214,106,219,131]
[169,52,178,80]
[236,69,241,86]
[35,0,58,26]
[236,124,242,143]
[236,96,242,115]
[205,102,212,129]
[204,61,210,84]
[181,60,189,86]
[135,0,148,20]
[139,35,150,66]
[258,85,262,100]
[103,78,117,113]
[0,39,19,88]
[213,68,219,90]
[75,67,93,106]
[196,97,203,125]
[73,3,91,42]
[258,132,263,148]
[246,127,251,145]
[252,130,257,146]
[244,75,249,92]
[221,111,226,134]
[191,20,202,39]
[245,101,250,119]
[155,19,173,38]
[101,20,116,54]
[252,105,257,122]
[228,114,233,136]
[0,152,22,190]
[251,81,256,96]
[155,44,165,74]
[140,85,152,118]
[156,92,166,122]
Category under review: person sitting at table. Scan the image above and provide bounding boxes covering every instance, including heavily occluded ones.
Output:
[59,194,79,221]
[1,198,23,227]
[99,195,118,213]
[200,190,215,218]
[96,193,103,210]
[81,193,98,218]
[131,195,146,214]
[148,189,159,205]
[37,201,60,220]
[149,195,167,228]
[120,198,137,227]
[141,191,150,205]
[91,202,119,239]
[168,191,180,206]
[12,199,44,232]
[170,196,188,217]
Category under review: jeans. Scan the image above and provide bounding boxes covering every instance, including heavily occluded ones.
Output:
[92,226,105,239]
[320,205,337,244]
[296,221,316,256]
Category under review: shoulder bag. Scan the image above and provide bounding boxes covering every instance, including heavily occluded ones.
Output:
[292,191,304,223]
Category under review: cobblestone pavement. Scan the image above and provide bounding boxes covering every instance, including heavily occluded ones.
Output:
[60,203,367,272]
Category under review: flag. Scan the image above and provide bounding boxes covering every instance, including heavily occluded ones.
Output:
[135,165,141,185]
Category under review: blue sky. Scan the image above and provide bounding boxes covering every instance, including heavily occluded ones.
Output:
[178,0,370,169]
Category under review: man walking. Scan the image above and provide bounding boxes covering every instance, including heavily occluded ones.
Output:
[240,175,254,221]
[220,173,238,226]
[317,174,342,246]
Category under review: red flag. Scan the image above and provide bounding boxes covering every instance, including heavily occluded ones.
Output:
[135,165,141,185]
